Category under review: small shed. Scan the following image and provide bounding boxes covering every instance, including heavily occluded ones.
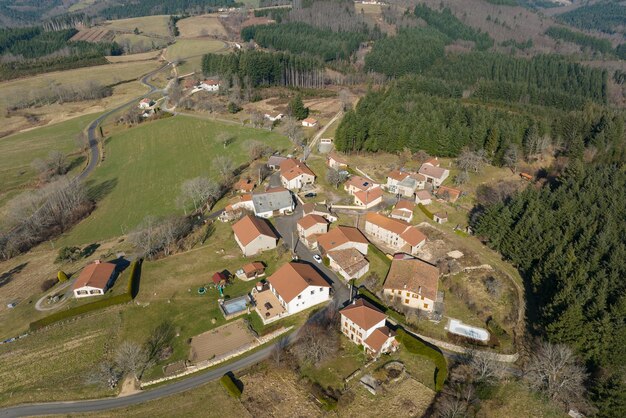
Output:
[433,212,448,224]
[212,271,229,285]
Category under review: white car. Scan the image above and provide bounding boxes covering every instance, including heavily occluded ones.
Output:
[313,254,322,264]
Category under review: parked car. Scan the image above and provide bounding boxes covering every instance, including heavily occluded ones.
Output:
[304,192,317,198]
[313,254,322,263]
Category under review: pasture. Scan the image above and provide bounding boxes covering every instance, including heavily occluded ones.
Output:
[60,115,291,245]
[164,39,227,63]
[104,15,172,38]
[176,14,228,38]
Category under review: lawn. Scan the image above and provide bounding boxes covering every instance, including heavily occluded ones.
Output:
[0,308,122,407]
[476,381,567,417]
[0,113,98,210]
[105,15,172,38]
[300,337,367,388]
[58,115,291,245]
[113,34,169,52]
[176,14,228,38]
[165,39,227,62]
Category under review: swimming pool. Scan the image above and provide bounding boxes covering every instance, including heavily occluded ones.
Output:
[446,319,490,342]
[222,295,249,316]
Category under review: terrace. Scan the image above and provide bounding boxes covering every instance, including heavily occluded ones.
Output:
[252,287,287,325]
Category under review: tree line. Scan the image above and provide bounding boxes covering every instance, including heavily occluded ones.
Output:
[545,26,613,55]
[202,50,325,89]
[557,1,626,35]
[471,164,626,416]
[100,0,236,19]
[241,22,370,62]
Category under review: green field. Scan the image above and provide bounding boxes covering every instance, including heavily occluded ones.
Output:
[165,39,227,62]
[60,115,291,245]
[0,113,98,209]
[105,15,172,38]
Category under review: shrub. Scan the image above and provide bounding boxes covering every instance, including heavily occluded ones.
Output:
[220,374,242,398]
[396,329,448,391]
[57,270,69,282]
[55,246,81,263]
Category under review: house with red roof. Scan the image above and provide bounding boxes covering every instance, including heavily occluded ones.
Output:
[383,258,439,312]
[279,158,316,190]
[354,186,383,209]
[232,215,279,256]
[301,117,318,127]
[73,260,117,298]
[297,214,329,248]
[317,226,369,256]
[390,200,415,222]
[418,161,449,187]
[364,212,427,255]
[340,299,397,357]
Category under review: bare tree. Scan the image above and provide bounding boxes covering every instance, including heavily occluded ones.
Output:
[179,176,220,213]
[467,351,505,383]
[145,320,176,363]
[31,150,68,182]
[326,167,347,188]
[456,148,487,173]
[338,89,351,111]
[272,336,290,366]
[168,80,184,105]
[454,170,469,186]
[248,140,271,161]
[213,155,234,180]
[436,383,475,418]
[86,359,121,389]
[524,341,587,406]
[249,111,264,128]
[503,144,519,173]
[114,341,150,379]
[281,116,305,148]
[292,323,339,366]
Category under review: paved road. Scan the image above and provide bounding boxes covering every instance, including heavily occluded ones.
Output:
[0,342,280,418]
[77,62,171,181]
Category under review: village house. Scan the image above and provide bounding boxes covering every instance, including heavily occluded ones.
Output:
[327,248,370,281]
[418,161,450,187]
[251,187,294,218]
[435,185,462,203]
[340,299,397,357]
[415,190,433,205]
[317,226,369,255]
[267,155,287,171]
[302,202,338,223]
[383,258,440,312]
[297,214,329,248]
[433,212,448,224]
[232,215,279,256]
[138,98,154,109]
[253,262,331,323]
[234,178,256,194]
[364,212,427,255]
[326,152,348,170]
[199,79,219,92]
[354,186,383,209]
[182,78,197,90]
[386,170,426,197]
[344,175,379,196]
[219,194,254,222]
[73,260,117,298]
[279,158,316,190]
[301,117,318,127]
[390,200,415,223]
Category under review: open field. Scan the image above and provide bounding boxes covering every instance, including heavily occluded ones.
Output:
[176,14,228,38]
[58,115,291,245]
[60,379,250,417]
[165,39,227,63]
[0,308,121,407]
[0,113,97,208]
[68,0,98,12]
[104,15,172,38]
[106,50,162,63]
[114,33,169,52]
[477,381,567,417]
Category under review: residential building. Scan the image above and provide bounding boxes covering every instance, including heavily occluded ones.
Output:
[418,162,449,187]
[232,215,279,256]
[138,98,154,109]
[317,226,369,255]
[383,258,439,312]
[435,185,462,203]
[327,248,369,281]
[279,158,316,190]
[364,212,427,255]
[234,178,255,193]
[433,212,448,224]
[73,261,117,298]
[267,155,287,171]
[301,117,318,127]
[344,175,379,196]
[327,152,348,170]
[199,79,219,91]
[386,170,426,197]
[302,202,338,222]
[415,190,432,205]
[251,187,294,218]
[264,113,283,122]
[219,194,254,222]
[340,299,397,357]
[297,214,329,248]
[390,200,415,222]
[266,262,331,315]
[354,186,383,209]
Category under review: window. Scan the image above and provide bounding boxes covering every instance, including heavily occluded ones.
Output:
[406,292,410,297]
[311,290,314,295]
[298,295,302,300]
[344,321,348,326]
[319,287,323,292]
[358,332,362,337]
[424,303,429,309]
[412,294,418,299]
[421,295,425,300]
[405,299,409,304]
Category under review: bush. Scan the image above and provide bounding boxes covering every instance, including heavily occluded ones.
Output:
[220,374,242,398]
[57,270,69,282]
[227,102,242,114]
[396,329,448,391]
[55,246,81,263]
[418,203,434,220]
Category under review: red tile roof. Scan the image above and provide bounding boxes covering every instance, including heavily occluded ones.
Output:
[297,214,328,231]
[364,326,395,353]
[268,262,330,303]
[387,170,410,182]
[317,226,368,253]
[384,258,439,301]
[340,299,387,330]
[232,215,278,246]
[395,200,415,212]
[73,262,115,291]
[345,175,377,192]
[280,158,316,181]
[354,187,383,205]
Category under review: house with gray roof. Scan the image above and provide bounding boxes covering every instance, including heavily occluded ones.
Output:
[252,187,295,218]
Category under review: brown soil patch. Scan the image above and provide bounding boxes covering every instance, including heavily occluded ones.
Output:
[241,368,322,418]
[188,319,255,363]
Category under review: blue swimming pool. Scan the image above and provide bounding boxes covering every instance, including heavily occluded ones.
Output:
[222,295,249,316]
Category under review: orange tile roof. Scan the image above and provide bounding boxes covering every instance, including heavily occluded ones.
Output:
[435,185,461,201]
[235,178,255,192]
[419,163,448,180]
[317,226,368,253]
[73,262,115,291]
[280,158,315,181]
[365,212,410,235]
[340,299,387,330]
[395,200,415,212]
[232,215,278,246]
[415,190,431,200]
[327,248,368,277]
[297,214,328,231]
[425,157,440,167]
[345,175,376,192]
[354,187,383,205]
[400,227,427,247]
[364,326,395,353]
[243,262,265,275]
[387,170,410,182]
[268,262,330,303]
[384,258,439,301]
[302,117,317,124]
[327,152,348,165]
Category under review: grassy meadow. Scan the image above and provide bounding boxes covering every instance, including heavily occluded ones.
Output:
[104,15,172,38]
[176,15,228,38]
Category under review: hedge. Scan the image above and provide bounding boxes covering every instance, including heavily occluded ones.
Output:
[418,203,434,220]
[29,259,142,331]
[220,374,242,398]
[396,329,448,391]
[357,287,404,324]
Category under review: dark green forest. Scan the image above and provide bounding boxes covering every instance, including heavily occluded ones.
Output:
[472,164,626,417]
[202,50,325,88]
[545,26,613,55]
[557,1,626,35]
[100,0,236,19]
[241,22,373,62]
